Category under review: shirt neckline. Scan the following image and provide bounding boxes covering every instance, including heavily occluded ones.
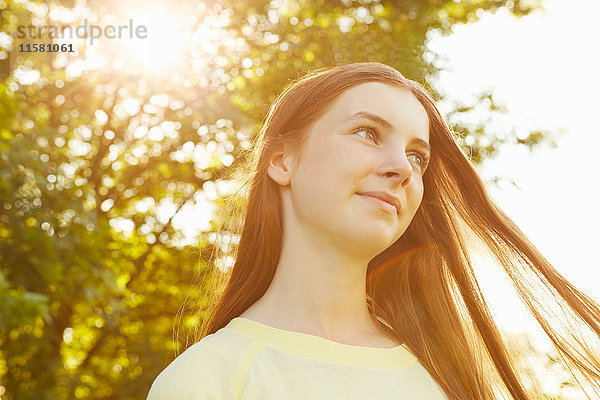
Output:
[222,317,417,367]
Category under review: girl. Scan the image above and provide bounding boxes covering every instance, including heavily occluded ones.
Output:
[147,62,600,399]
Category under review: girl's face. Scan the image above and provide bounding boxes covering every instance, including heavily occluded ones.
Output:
[270,82,431,257]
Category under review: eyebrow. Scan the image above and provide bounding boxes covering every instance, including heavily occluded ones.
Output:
[342,111,431,154]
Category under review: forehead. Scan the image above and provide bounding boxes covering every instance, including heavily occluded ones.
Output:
[315,82,430,142]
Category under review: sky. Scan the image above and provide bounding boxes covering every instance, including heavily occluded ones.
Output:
[426,0,600,339]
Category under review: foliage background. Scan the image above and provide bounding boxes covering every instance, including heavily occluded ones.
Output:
[0,0,582,398]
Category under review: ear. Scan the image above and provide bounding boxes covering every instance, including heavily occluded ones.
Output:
[267,143,296,186]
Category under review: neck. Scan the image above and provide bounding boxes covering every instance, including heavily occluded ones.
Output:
[240,216,396,345]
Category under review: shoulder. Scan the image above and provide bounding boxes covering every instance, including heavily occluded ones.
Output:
[146,328,258,400]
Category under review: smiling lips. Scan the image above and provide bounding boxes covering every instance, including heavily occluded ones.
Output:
[357,191,400,214]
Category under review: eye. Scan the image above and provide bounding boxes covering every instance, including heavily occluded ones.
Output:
[408,151,431,170]
[351,124,431,171]
[352,125,379,143]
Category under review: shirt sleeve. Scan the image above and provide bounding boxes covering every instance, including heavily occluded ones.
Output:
[146,337,240,400]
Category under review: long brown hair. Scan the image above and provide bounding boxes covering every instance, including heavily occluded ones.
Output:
[188,62,600,399]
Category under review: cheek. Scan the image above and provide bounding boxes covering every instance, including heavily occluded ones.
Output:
[394,180,424,240]
[306,140,368,182]
[406,179,425,211]
[291,147,342,201]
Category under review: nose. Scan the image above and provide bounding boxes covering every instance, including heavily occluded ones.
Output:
[378,150,413,187]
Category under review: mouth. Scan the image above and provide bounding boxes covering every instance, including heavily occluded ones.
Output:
[357,192,399,215]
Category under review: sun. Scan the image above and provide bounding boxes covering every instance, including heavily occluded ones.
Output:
[121,8,190,73]
[87,1,227,78]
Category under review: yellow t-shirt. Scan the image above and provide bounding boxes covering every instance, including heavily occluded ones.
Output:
[147,317,448,399]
